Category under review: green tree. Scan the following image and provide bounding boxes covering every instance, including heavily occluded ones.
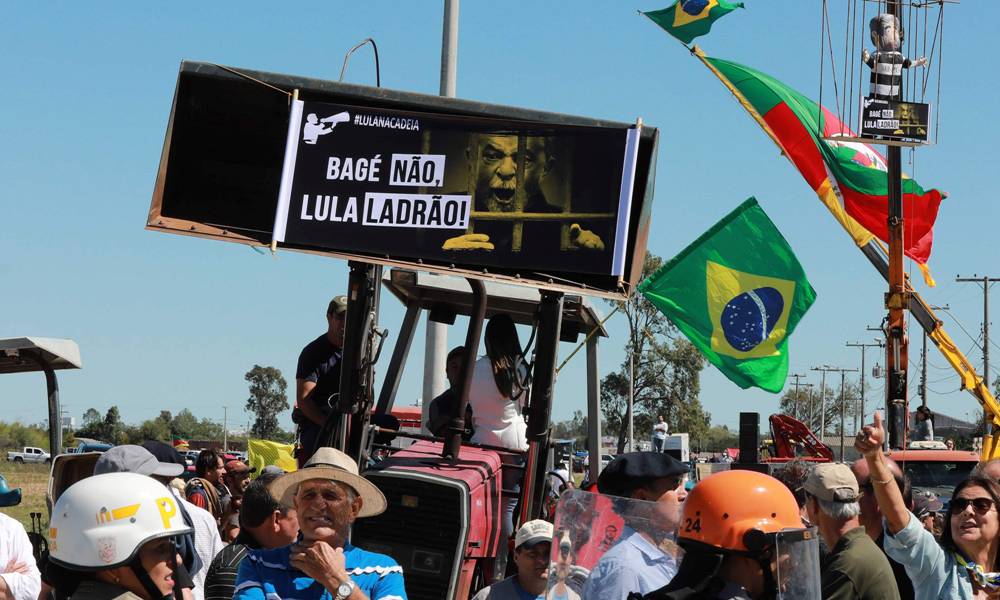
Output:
[600,253,709,453]
[82,408,101,426]
[245,365,289,440]
[779,379,862,438]
[552,410,588,448]
[170,409,199,438]
[700,425,738,452]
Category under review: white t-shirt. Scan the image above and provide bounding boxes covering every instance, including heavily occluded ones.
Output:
[469,356,528,451]
[172,488,225,600]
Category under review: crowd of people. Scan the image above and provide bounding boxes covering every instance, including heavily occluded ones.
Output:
[2,295,997,600]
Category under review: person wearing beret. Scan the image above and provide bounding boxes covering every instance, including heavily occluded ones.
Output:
[581,452,688,599]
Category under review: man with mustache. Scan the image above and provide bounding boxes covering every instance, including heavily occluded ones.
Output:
[443,134,604,253]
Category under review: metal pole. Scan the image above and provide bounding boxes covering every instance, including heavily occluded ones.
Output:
[422,0,461,410]
[921,331,928,408]
[444,278,486,460]
[21,350,61,456]
[440,0,459,97]
[521,291,564,523]
[223,406,228,452]
[627,352,634,452]
[586,336,602,484]
[884,0,909,451]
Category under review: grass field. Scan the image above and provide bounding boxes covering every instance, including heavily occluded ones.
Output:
[0,462,50,534]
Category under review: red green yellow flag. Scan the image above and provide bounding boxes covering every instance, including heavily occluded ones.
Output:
[694,49,945,284]
[644,0,745,45]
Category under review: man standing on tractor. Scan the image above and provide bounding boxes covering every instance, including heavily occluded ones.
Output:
[582,452,688,598]
[294,296,347,466]
[650,469,822,599]
[472,520,553,600]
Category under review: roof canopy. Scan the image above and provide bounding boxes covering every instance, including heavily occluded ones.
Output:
[0,337,82,374]
[382,268,609,342]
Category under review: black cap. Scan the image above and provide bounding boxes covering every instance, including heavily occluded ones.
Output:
[141,440,187,467]
[597,452,688,497]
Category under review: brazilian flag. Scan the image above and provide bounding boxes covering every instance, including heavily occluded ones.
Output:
[644,0,745,45]
[639,198,815,392]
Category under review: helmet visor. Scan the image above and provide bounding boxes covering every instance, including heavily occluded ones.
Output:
[773,527,821,599]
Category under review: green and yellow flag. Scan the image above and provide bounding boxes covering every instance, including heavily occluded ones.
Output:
[644,0,745,44]
[247,439,298,475]
[639,198,815,392]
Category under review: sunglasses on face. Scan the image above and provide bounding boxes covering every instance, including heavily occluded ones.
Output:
[951,497,996,515]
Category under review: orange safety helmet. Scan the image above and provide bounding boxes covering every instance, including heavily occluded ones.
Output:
[678,469,804,553]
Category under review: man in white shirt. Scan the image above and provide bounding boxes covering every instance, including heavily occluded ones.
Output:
[0,493,41,600]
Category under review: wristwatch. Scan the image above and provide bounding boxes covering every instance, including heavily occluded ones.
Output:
[334,579,356,600]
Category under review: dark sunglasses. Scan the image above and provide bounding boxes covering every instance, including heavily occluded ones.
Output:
[951,497,996,514]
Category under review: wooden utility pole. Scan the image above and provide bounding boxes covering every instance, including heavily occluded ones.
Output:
[847,340,884,430]
[789,373,810,420]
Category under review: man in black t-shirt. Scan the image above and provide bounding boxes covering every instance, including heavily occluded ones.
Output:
[294,295,347,466]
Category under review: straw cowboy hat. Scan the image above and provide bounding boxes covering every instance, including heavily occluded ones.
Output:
[269,447,387,518]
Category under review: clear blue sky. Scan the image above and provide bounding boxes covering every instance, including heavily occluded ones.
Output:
[2,2,995,436]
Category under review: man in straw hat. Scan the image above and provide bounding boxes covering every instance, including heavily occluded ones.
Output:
[234,447,406,600]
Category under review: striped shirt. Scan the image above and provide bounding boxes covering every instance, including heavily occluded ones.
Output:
[865,51,913,100]
[234,541,407,600]
[203,529,258,600]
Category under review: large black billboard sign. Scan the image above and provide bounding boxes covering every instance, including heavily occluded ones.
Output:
[147,62,658,298]
[272,100,640,278]
[860,97,930,143]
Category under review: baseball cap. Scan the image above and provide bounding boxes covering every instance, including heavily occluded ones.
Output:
[803,463,859,502]
[597,452,688,497]
[515,519,553,550]
[225,460,255,475]
[913,490,944,519]
[94,445,185,478]
[328,295,348,316]
[261,465,285,476]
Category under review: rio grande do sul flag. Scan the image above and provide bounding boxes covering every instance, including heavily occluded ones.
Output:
[694,49,944,284]
[644,0,745,44]
[640,198,816,393]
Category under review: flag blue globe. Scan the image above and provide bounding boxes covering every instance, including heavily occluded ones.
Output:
[681,0,710,15]
[720,287,784,351]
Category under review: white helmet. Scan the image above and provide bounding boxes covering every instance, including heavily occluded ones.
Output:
[49,472,192,570]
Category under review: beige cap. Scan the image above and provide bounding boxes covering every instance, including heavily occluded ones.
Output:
[515,519,553,549]
[803,463,859,502]
[328,295,348,316]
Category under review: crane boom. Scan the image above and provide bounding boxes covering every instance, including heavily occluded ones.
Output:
[860,242,1000,459]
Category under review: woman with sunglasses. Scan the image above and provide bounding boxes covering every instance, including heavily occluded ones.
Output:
[856,411,1000,599]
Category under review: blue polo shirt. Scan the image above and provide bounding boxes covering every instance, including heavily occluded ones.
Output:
[581,526,679,599]
[234,541,407,600]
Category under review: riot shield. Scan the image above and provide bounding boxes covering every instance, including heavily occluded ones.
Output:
[545,489,684,600]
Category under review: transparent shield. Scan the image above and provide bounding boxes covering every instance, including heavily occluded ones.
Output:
[545,490,685,599]
[773,527,821,599]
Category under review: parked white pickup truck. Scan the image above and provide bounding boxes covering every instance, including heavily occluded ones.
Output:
[7,446,51,463]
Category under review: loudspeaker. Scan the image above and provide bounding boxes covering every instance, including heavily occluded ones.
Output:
[738,412,759,464]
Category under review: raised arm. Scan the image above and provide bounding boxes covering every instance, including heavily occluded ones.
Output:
[855,411,910,534]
